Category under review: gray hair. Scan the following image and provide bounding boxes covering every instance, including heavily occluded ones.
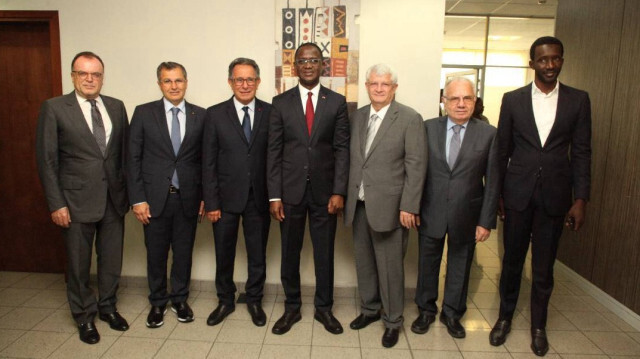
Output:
[365,63,398,84]
[228,57,260,79]
[443,77,475,97]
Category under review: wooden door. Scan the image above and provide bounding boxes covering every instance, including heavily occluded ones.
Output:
[0,11,65,272]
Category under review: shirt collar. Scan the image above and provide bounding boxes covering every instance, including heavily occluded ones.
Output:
[75,91,103,106]
[233,97,255,112]
[163,97,186,113]
[532,80,560,97]
[369,103,391,121]
[298,83,320,98]
[447,117,468,130]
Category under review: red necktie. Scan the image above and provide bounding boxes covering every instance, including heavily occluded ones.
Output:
[305,92,314,135]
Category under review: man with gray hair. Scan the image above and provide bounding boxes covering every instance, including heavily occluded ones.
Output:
[203,58,271,327]
[344,63,427,348]
[411,77,499,339]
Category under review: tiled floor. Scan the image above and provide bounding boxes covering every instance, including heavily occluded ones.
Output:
[1,233,639,358]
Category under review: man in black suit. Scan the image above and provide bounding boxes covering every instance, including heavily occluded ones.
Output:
[490,36,591,357]
[267,42,350,335]
[203,58,271,327]
[127,62,206,329]
[36,51,130,344]
[412,77,499,339]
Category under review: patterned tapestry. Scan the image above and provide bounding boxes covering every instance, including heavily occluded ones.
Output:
[275,0,360,110]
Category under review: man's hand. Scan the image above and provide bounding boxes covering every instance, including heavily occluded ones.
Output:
[475,226,491,243]
[327,195,344,215]
[566,199,586,231]
[399,210,418,229]
[497,197,505,221]
[51,207,71,228]
[198,201,205,222]
[206,209,222,223]
[132,203,152,225]
[270,200,285,222]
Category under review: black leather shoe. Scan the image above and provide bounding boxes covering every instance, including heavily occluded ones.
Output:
[440,313,465,338]
[146,305,167,328]
[531,328,549,356]
[349,312,381,330]
[314,310,343,334]
[411,313,436,334]
[98,311,129,331]
[381,327,399,348]
[247,303,267,327]
[171,302,194,323]
[271,310,302,335]
[78,322,100,344]
[207,304,235,326]
[489,319,511,346]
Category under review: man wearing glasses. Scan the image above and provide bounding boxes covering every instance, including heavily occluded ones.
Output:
[267,42,349,335]
[411,77,499,341]
[202,58,272,327]
[127,62,206,329]
[36,51,130,344]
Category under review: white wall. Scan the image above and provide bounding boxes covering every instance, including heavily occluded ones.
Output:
[2,0,444,289]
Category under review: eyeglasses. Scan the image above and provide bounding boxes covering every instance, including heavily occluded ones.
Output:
[366,82,394,89]
[443,96,476,104]
[295,58,322,65]
[72,71,103,79]
[231,77,258,86]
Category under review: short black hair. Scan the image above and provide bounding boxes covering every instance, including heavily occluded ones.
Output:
[228,57,260,79]
[156,62,187,81]
[294,42,323,60]
[71,51,104,70]
[530,36,564,60]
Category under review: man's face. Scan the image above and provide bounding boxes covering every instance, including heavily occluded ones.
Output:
[530,44,564,87]
[158,68,188,106]
[228,64,260,105]
[294,45,322,89]
[366,73,397,110]
[443,80,476,124]
[71,56,104,99]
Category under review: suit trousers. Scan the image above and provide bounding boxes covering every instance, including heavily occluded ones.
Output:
[499,180,564,329]
[144,191,197,307]
[353,201,408,329]
[415,232,476,319]
[63,195,124,325]
[280,182,336,312]
[213,189,270,305]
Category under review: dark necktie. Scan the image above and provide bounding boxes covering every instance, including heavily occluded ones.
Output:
[448,124,463,169]
[305,92,314,135]
[88,99,106,156]
[242,106,251,142]
[170,107,181,188]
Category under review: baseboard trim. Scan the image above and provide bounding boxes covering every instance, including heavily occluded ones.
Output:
[555,261,640,331]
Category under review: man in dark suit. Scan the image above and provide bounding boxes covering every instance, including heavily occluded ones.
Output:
[412,77,499,339]
[36,51,130,344]
[203,58,271,327]
[267,42,349,335]
[490,36,591,357]
[344,63,427,348]
[127,62,206,329]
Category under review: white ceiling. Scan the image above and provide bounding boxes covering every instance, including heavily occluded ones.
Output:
[445,0,558,17]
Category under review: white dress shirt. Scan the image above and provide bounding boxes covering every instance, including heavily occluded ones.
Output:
[75,91,112,145]
[532,81,560,147]
[298,83,320,113]
[233,97,255,128]
[163,98,186,142]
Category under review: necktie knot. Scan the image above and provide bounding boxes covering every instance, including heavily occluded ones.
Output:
[452,124,463,134]
[308,92,313,100]
[242,106,249,114]
[171,107,180,116]
[88,99,97,108]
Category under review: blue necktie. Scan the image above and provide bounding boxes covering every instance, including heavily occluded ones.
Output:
[170,107,181,188]
[242,106,251,142]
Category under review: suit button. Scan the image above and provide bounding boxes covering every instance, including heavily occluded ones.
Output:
[303,165,308,170]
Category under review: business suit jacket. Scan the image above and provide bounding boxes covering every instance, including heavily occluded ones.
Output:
[344,101,427,232]
[36,91,129,222]
[420,117,499,239]
[203,97,271,213]
[127,99,206,217]
[267,85,349,205]
[497,83,591,215]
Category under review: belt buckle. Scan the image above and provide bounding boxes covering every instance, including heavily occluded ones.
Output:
[169,185,178,193]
